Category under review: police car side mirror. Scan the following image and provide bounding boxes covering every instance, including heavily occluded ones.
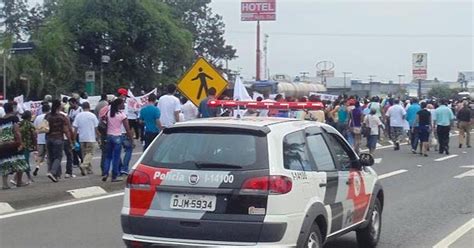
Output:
[359,153,375,167]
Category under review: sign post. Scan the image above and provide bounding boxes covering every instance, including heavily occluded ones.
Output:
[412,53,428,98]
[241,0,276,81]
[177,57,229,106]
[85,71,95,96]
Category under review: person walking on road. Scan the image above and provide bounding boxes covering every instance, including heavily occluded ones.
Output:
[73,102,99,176]
[456,100,471,148]
[415,102,432,157]
[33,104,50,176]
[364,108,384,155]
[68,98,83,169]
[140,93,161,150]
[433,99,455,155]
[103,98,133,182]
[198,88,218,118]
[406,98,421,153]
[46,100,73,182]
[19,110,36,183]
[158,84,181,128]
[0,103,29,189]
[386,99,406,150]
[349,101,363,154]
[181,98,198,121]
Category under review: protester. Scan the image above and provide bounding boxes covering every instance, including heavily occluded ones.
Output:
[433,99,455,155]
[349,101,363,154]
[456,100,471,148]
[103,98,133,182]
[73,102,99,176]
[140,93,161,150]
[364,108,384,155]
[126,97,140,140]
[33,104,50,176]
[181,98,198,121]
[117,92,134,176]
[45,100,73,182]
[61,104,76,178]
[386,99,406,150]
[305,95,325,122]
[79,92,89,105]
[198,88,218,118]
[158,84,181,127]
[68,97,83,169]
[0,103,5,118]
[95,93,109,116]
[406,98,421,153]
[19,110,36,183]
[0,103,29,189]
[415,102,432,157]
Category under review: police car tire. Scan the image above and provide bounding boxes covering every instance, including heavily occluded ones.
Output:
[303,223,323,248]
[356,198,382,248]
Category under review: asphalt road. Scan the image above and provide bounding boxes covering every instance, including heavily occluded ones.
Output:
[1,133,473,248]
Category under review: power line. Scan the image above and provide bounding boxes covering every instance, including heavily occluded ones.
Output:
[226,31,473,38]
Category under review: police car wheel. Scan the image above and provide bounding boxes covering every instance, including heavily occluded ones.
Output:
[305,223,323,248]
[356,198,382,248]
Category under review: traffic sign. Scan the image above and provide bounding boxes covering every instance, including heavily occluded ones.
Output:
[412,53,427,80]
[177,57,229,106]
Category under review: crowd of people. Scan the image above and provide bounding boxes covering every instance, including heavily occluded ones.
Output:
[0,85,472,189]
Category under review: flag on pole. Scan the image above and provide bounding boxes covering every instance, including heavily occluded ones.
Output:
[233,76,251,101]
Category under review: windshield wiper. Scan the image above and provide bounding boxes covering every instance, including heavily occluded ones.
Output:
[194,162,243,169]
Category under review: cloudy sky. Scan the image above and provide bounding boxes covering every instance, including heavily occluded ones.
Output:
[28,0,473,82]
[210,0,473,82]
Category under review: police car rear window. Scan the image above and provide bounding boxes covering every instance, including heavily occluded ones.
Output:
[142,130,269,170]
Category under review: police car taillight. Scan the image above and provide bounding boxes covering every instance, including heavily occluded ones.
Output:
[241,176,293,195]
[126,170,151,190]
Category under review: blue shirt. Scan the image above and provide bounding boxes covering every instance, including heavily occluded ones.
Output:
[198,97,218,118]
[406,103,421,127]
[140,104,161,133]
[433,105,455,126]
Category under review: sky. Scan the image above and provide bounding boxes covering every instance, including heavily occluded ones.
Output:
[28,0,473,83]
[210,0,473,82]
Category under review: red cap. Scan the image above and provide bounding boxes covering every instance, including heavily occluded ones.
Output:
[117,88,129,97]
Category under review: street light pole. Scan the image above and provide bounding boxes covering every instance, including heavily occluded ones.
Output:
[3,51,6,100]
[100,62,104,94]
[342,72,352,94]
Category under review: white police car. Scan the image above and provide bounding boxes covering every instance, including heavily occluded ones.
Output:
[121,117,384,248]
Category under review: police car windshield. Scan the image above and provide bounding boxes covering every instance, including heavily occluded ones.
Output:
[142,130,268,170]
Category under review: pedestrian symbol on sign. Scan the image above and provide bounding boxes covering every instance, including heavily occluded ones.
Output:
[177,57,229,106]
[191,67,214,99]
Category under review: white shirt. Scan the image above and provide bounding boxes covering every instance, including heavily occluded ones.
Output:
[0,106,5,118]
[158,94,181,127]
[365,114,383,135]
[34,113,47,144]
[68,106,83,122]
[73,111,99,143]
[181,101,198,121]
[386,104,406,127]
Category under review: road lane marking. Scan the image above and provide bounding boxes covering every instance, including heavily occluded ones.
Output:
[434,155,459,162]
[433,218,474,248]
[374,158,382,164]
[0,192,124,220]
[454,166,474,179]
[67,186,107,199]
[0,202,15,214]
[378,169,408,180]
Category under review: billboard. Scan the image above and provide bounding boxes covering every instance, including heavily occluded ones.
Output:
[241,0,276,21]
[412,53,427,80]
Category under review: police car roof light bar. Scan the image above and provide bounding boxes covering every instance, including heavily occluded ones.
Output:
[208,100,324,110]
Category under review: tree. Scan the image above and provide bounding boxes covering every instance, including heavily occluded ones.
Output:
[427,85,461,99]
[0,0,29,40]
[163,0,237,68]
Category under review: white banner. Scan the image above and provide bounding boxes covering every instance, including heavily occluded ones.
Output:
[23,100,43,117]
[309,92,339,102]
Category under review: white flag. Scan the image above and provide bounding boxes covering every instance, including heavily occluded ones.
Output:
[233,77,251,101]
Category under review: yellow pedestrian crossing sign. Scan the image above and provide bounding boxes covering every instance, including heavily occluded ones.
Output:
[177,57,229,106]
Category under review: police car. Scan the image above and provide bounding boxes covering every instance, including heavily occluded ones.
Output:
[121,117,384,248]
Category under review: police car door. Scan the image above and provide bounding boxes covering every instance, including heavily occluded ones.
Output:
[323,132,365,231]
[305,127,341,234]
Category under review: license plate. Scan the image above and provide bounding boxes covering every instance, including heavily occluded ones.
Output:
[170,194,216,211]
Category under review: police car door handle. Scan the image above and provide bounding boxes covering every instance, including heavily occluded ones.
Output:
[319,183,327,187]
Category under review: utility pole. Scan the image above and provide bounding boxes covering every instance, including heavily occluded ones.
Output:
[256,21,261,81]
[398,74,405,85]
[2,51,6,100]
[343,72,352,94]
[418,79,422,99]
[369,75,376,83]
[263,34,269,80]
